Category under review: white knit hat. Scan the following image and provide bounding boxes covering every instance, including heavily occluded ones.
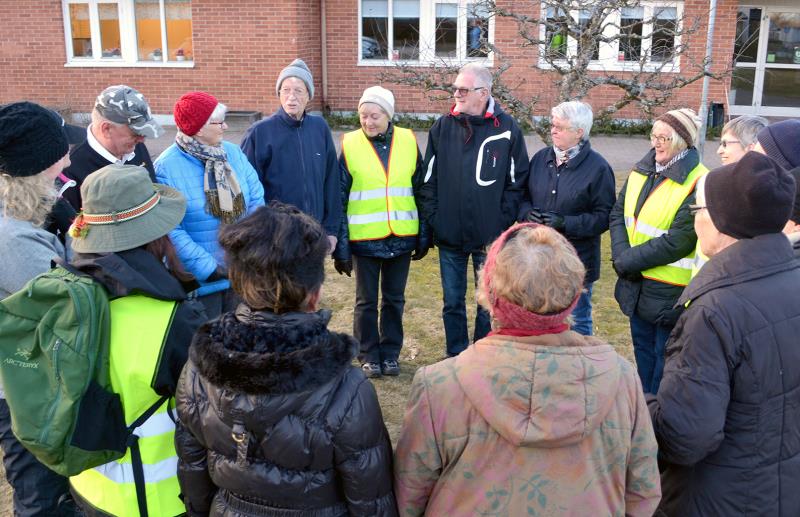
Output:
[359,86,395,119]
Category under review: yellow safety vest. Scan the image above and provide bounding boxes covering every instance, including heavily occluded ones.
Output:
[690,246,709,279]
[342,127,419,241]
[71,295,183,517]
[623,162,708,286]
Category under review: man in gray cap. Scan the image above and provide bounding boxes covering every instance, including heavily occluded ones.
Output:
[61,85,163,211]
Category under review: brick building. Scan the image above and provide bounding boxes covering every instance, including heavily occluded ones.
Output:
[1,1,798,123]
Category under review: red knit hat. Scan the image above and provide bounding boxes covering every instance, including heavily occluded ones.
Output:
[174,91,218,136]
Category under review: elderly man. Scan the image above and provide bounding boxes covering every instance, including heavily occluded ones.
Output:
[241,58,341,252]
[61,85,163,211]
[418,63,529,357]
[648,152,800,516]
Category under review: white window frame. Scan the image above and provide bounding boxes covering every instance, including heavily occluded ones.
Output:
[62,0,194,68]
[358,0,494,67]
[537,1,683,73]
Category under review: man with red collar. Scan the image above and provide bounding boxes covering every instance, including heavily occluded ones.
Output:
[418,63,529,357]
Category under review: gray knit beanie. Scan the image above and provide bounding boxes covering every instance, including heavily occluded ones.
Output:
[276,59,314,100]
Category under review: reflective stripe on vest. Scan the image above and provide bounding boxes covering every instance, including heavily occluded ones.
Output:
[623,162,708,286]
[690,244,709,279]
[343,127,419,241]
[70,295,183,517]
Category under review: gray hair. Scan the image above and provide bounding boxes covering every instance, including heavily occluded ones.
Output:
[459,63,493,90]
[207,102,228,124]
[652,120,688,155]
[722,115,768,147]
[551,101,593,141]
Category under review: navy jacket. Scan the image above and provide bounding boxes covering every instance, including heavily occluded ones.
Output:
[241,108,341,235]
[518,142,615,284]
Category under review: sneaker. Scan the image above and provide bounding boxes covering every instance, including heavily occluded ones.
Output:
[361,362,382,378]
[381,359,400,376]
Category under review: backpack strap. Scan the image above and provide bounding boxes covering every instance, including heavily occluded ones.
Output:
[125,395,169,517]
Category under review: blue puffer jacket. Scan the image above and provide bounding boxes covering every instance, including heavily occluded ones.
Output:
[155,141,265,297]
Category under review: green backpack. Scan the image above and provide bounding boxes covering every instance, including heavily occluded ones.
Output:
[0,266,164,477]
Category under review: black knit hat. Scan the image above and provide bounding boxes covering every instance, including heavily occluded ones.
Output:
[0,102,69,178]
[757,119,800,171]
[790,167,800,224]
[705,151,795,239]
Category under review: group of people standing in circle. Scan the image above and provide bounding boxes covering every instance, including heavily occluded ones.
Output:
[1,55,799,516]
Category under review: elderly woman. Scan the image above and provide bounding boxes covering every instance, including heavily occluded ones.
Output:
[394,223,660,516]
[0,102,75,515]
[518,101,615,335]
[609,108,707,394]
[716,115,767,165]
[155,91,264,318]
[332,86,429,378]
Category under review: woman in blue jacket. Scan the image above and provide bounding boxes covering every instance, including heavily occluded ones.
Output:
[155,91,264,318]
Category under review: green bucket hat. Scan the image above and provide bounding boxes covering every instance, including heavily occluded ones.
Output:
[69,164,186,254]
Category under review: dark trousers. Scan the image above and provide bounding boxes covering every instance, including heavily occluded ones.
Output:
[630,312,673,393]
[0,398,76,516]
[571,283,594,336]
[438,247,491,357]
[353,253,411,364]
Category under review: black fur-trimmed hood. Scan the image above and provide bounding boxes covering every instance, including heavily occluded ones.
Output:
[190,305,358,394]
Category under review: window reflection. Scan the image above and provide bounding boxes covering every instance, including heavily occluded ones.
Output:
[545,7,568,59]
[362,0,388,59]
[99,3,122,58]
[70,3,92,57]
[620,7,643,61]
[734,7,761,64]
[393,0,419,60]
[435,2,457,57]
[651,6,677,62]
[762,68,800,108]
[466,3,489,58]
[766,12,800,65]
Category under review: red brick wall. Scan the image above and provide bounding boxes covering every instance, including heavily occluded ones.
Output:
[0,0,735,120]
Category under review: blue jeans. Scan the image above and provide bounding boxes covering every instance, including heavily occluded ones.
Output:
[571,283,594,336]
[630,313,673,393]
[439,247,491,357]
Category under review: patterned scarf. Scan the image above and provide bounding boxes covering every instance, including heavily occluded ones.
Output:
[655,148,689,174]
[553,140,583,166]
[176,133,245,224]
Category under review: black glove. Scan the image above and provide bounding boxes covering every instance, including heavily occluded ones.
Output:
[411,246,429,261]
[525,208,545,224]
[541,211,565,231]
[207,266,228,282]
[612,261,642,282]
[334,259,353,277]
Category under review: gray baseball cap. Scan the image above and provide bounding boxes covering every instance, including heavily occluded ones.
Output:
[94,85,164,139]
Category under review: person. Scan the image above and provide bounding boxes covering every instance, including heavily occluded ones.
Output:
[332,86,430,378]
[46,109,87,246]
[67,164,206,517]
[753,118,800,172]
[0,101,77,516]
[716,114,767,165]
[648,151,800,516]
[241,58,341,251]
[418,62,529,357]
[155,91,264,318]
[61,85,163,211]
[394,223,661,516]
[518,100,615,336]
[467,18,482,56]
[174,203,397,516]
[609,108,707,394]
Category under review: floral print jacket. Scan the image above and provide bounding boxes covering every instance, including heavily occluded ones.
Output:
[394,332,660,516]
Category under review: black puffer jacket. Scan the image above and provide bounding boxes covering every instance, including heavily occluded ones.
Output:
[175,306,397,517]
[647,233,800,516]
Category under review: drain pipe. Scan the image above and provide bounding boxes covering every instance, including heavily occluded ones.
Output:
[321,0,329,111]
[697,0,718,157]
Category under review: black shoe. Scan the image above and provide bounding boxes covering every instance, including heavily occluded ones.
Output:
[381,359,400,376]
[362,362,382,378]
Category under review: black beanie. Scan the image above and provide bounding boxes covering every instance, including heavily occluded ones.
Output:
[757,119,800,171]
[791,167,800,224]
[0,102,69,178]
[705,151,795,239]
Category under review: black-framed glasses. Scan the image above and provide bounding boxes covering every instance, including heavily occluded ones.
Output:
[650,133,673,145]
[689,204,707,215]
[452,86,485,96]
[719,139,741,149]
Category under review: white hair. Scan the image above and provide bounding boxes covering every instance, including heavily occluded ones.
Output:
[459,63,493,90]
[722,115,768,147]
[207,102,228,124]
[551,101,593,141]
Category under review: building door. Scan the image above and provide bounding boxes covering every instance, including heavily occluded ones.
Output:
[730,6,800,117]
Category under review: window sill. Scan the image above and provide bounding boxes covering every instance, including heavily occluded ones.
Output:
[358,56,493,68]
[537,59,680,73]
[64,60,196,69]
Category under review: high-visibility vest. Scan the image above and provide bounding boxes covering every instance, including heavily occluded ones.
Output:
[342,127,419,241]
[623,162,708,286]
[690,246,709,279]
[71,295,182,517]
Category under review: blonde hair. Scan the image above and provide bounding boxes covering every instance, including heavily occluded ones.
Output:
[0,172,58,226]
[478,225,585,315]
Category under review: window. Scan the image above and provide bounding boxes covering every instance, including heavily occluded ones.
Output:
[359,0,493,64]
[63,0,193,66]
[619,7,644,61]
[650,7,677,62]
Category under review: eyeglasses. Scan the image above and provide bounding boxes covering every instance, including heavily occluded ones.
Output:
[650,133,673,145]
[208,121,226,127]
[452,86,485,96]
[689,204,707,215]
[551,123,574,132]
[279,87,308,99]
[718,139,741,149]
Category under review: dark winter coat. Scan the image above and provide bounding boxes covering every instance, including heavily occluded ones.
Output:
[647,233,800,517]
[240,108,342,236]
[417,99,529,253]
[333,124,430,262]
[609,148,701,326]
[518,142,615,284]
[175,306,397,517]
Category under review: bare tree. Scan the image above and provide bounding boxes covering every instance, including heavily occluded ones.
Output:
[381,0,730,144]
